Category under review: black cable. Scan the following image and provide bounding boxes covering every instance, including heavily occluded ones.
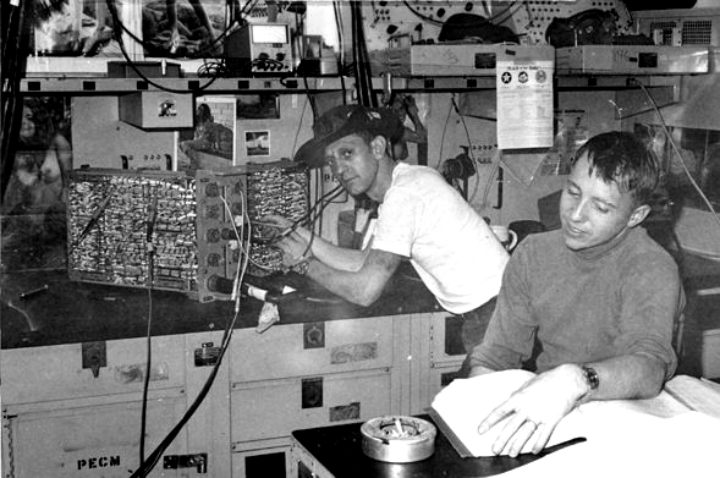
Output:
[350,1,371,107]
[333,1,345,72]
[104,0,243,58]
[139,252,153,467]
[307,186,346,227]
[1,0,29,198]
[132,172,253,478]
[313,167,321,235]
[139,192,158,467]
[492,1,525,26]
[131,198,249,476]
[356,7,377,108]
[638,82,720,230]
[402,0,519,30]
[105,0,221,94]
[302,76,319,120]
[402,0,445,25]
[298,186,346,259]
[129,309,239,477]
[450,96,482,202]
[340,74,348,105]
[290,94,310,159]
[299,185,344,227]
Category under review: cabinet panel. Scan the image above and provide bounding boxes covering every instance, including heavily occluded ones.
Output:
[423,362,464,410]
[703,329,720,379]
[232,446,290,478]
[1,335,186,406]
[230,369,392,443]
[426,312,466,366]
[3,394,191,478]
[229,317,395,382]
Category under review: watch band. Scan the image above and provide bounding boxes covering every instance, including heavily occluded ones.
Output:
[581,365,600,391]
[291,257,312,276]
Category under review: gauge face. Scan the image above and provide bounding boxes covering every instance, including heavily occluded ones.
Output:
[361,416,437,463]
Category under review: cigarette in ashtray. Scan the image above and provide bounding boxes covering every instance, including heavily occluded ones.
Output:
[395,418,404,436]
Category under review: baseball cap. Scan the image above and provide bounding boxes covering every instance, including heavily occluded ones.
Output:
[294,104,405,169]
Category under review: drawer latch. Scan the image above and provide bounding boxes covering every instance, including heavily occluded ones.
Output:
[163,453,208,473]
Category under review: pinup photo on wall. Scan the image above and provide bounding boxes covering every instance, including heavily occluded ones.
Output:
[175,96,236,172]
[31,0,229,57]
[1,96,72,271]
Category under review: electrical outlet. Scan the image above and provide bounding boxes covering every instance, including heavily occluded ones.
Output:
[470,144,497,164]
[121,152,172,170]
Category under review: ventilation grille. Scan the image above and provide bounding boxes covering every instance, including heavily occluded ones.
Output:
[682,20,712,45]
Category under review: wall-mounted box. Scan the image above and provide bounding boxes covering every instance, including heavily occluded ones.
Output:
[107,60,182,78]
[555,45,709,74]
[119,91,193,129]
[369,44,554,77]
[633,7,720,48]
[703,328,720,379]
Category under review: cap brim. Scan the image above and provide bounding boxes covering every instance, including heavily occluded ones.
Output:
[293,123,357,169]
[294,106,405,169]
[293,137,327,169]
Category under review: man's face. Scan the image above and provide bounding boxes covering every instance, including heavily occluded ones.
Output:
[324,134,379,196]
[20,106,35,139]
[560,153,644,251]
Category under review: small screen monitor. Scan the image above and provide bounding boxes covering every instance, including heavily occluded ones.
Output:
[251,24,288,44]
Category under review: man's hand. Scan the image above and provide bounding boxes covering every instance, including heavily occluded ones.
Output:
[259,214,310,243]
[259,214,312,267]
[260,214,293,230]
[276,233,311,268]
[476,364,588,457]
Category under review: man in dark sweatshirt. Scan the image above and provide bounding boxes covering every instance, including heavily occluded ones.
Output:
[469,131,685,457]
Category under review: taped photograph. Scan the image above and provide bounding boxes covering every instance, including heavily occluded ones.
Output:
[175,95,236,172]
[244,131,271,159]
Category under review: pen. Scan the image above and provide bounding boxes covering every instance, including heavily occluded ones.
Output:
[253,221,288,228]
[254,221,296,238]
[538,437,587,457]
[19,284,49,300]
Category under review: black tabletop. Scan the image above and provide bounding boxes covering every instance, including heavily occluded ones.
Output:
[291,415,580,478]
[1,261,440,349]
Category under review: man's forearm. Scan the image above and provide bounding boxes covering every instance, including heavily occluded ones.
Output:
[303,249,401,307]
[295,229,366,271]
[305,258,385,307]
[469,365,496,377]
[577,353,668,402]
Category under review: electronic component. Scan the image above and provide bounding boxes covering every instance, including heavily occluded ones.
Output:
[118,91,194,129]
[67,162,308,301]
[555,45,709,74]
[68,169,198,295]
[370,44,554,77]
[225,23,293,76]
[246,164,309,276]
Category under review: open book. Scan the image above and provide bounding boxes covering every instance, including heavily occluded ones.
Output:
[429,369,691,458]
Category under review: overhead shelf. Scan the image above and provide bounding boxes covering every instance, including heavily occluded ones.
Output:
[20,72,686,94]
[21,44,709,94]
[19,76,355,94]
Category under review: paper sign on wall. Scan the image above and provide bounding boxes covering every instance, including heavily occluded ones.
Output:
[496,59,554,150]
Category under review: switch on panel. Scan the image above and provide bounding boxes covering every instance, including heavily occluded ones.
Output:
[82,341,107,378]
[163,453,208,473]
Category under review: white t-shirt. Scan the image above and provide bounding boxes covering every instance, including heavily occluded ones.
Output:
[372,162,509,314]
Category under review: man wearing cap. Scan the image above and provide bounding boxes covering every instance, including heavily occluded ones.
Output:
[266,104,509,376]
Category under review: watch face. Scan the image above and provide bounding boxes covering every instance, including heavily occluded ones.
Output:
[582,366,600,390]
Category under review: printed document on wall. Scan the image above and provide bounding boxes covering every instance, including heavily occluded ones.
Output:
[496,59,554,150]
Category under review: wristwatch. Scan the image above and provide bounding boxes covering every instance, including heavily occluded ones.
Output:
[581,365,600,392]
[291,257,312,276]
